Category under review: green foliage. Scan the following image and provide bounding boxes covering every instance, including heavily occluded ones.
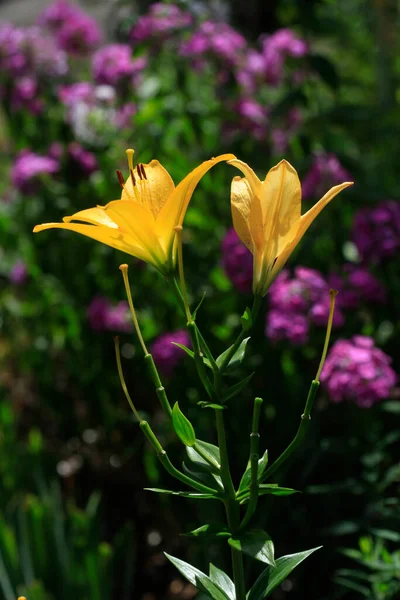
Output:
[172,402,197,447]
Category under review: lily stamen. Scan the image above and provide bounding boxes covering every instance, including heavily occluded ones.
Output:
[116,170,125,189]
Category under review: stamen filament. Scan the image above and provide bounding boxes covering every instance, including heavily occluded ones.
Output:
[315,289,338,382]
[119,264,148,356]
[114,336,142,421]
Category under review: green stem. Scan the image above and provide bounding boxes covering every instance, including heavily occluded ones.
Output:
[215,410,246,600]
[240,397,263,530]
[144,354,172,420]
[262,381,320,482]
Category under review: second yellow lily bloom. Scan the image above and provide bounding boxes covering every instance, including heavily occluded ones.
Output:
[228,158,353,296]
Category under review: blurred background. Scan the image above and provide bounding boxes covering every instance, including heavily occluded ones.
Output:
[0,0,399,598]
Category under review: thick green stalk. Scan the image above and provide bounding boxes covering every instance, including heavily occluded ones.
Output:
[240,397,263,530]
[215,410,246,600]
[262,381,320,482]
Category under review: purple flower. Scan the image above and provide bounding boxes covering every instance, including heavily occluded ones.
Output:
[114,102,137,129]
[105,302,132,332]
[180,20,246,68]
[9,260,28,285]
[320,336,397,407]
[260,28,308,86]
[38,0,78,30]
[68,142,98,175]
[56,11,102,55]
[0,23,68,78]
[235,98,269,140]
[11,149,59,194]
[266,267,344,345]
[151,329,191,377]
[87,297,131,332]
[302,153,351,199]
[92,44,143,87]
[221,228,253,294]
[351,200,400,264]
[11,77,43,114]
[130,3,192,43]
[328,265,386,309]
[266,310,309,345]
[58,82,95,106]
[87,296,110,331]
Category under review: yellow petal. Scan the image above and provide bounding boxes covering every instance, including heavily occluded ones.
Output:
[230,176,253,251]
[156,153,236,253]
[63,207,118,228]
[261,159,301,257]
[266,180,354,290]
[227,158,261,192]
[105,199,167,265]
[33,222,156,265]
[122,160,175,218]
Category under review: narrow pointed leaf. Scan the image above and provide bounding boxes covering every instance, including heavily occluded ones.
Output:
[223,373,255,403]
[228,530,275,567]
[172,402,196,447]
[183,524,231,538]
[165,553,231,600]
[172,342,212,368]
[183,462,221,489]
[238,450,269,494]
[216,337,251,371]
[145,488,216,499]
[198,402,225,410]
[238,484,298,504]
[209,563,236,599]
[192,291,207,321]
[248,547,322,600]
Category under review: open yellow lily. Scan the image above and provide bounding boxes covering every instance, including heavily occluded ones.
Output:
[34,150,235,274]
[229,158,353,296]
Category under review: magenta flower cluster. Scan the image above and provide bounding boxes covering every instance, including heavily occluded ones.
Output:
[320,336,397,408]
[302,153,351,199]
[68,142,98,175]
[351,200,400,264]
[92,45,146,88]
[151,330,191,377]
[328,265,386,309]
[266,267,344,345]
[11,150,59,194]
[87,297,132,333]
[39,0,102,55]
[180,21,246,68]
[130,3,192,43]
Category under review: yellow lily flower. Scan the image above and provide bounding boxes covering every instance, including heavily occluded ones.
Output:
[229,158,353,296]
[34,150,235,274]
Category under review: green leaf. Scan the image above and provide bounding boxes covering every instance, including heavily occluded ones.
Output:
[238,484,298,504]
[240,307,252,331]
[209,564,236,599]
[183,463,222,490]
[238,450,269,494]
[187,440,221,473]
[198,402,225,410]
[248,547,322,600]
[192,291,207,321]
[223,373,255,403]
[165,553,231,600]
[172,402,196,447]
[228,530,275,567]
[172,342,195,359]
[172,342,212,369]
[216,337,251,371]
[144,488,216,499]
[184,524,231,539]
